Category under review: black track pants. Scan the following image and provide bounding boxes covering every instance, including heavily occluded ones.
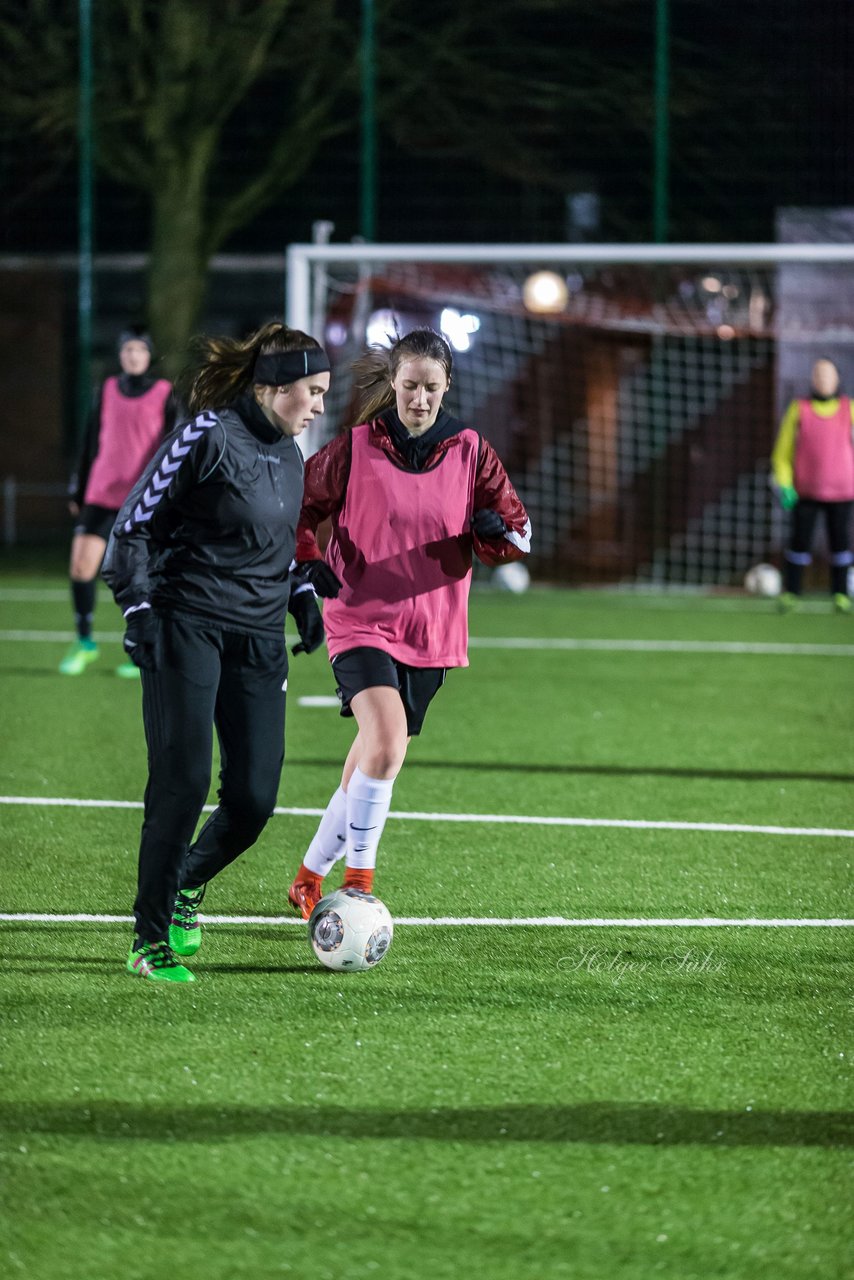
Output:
[785,499,853,595]
[134,614,288,943]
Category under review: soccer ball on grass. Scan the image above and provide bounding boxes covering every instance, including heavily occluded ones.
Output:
[743,563,782,598]
[492,562,531,594]
[308,888,394,972]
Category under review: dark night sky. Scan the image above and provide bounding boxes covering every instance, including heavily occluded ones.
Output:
[2,0,852,254]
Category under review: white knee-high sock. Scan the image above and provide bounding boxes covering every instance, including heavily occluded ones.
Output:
[303,786,348,876]
[345,767,394,870]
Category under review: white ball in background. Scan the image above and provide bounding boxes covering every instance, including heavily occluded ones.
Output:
[492,562,531,594]
[743,563,782,597]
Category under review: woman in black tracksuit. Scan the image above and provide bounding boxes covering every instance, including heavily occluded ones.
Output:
[103,321,339,983]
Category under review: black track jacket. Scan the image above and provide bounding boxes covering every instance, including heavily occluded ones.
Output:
[102,396,304,636]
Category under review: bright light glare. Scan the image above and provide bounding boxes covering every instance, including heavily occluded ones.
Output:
[440,307,481,352]
[522,270,568,314]
[325,320,347,346]
[366,309,398,347]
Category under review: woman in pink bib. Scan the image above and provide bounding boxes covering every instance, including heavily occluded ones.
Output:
[287,328,531,918]
[60,326,175,676]
[771,358,854,613]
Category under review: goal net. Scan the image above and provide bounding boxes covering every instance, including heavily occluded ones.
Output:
[286,243,854,589]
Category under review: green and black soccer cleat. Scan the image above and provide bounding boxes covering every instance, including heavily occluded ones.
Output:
[127,940,195,983]
[169,886,205,957]
[58,638,99,675]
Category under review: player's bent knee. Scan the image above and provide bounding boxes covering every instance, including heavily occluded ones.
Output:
[70,535,106,581]
[222,788,278,837]
[225,810,273,846]
[358,744,406,780]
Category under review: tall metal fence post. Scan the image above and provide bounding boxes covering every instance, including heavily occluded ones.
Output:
[3,476,17,547]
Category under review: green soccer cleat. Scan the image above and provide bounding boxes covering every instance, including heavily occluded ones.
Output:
[833,593,852,614]
[169,886,205,956]
[127,940,195,982]
[777,592,800,614]
[115,659,141,679]
[58,638,99,675]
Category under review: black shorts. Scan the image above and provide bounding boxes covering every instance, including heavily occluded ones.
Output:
[74,504,118,541]
[331,646,446,737]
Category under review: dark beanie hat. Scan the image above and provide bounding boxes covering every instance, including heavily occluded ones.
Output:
[118,325,154,355]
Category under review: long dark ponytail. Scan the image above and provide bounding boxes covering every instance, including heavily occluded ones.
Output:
[181,322,323,414]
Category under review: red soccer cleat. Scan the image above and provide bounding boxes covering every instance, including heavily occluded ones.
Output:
[342,866,375,895]
[288,866,324,920]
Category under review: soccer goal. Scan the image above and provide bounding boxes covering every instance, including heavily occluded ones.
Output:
[286,242,854,589]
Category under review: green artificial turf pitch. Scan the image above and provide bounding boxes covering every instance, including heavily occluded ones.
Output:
[1,555,852,1279]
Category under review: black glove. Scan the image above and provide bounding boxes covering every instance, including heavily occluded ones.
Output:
[294,560,343,599]
[288,589,325,655]
[471,509,507,539]
[122,607,159,671]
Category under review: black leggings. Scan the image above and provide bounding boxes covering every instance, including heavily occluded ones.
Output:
[785,500,853,595]
[134,614,288,943]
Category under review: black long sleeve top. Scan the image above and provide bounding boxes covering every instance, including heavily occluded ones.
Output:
[102,395,305,636]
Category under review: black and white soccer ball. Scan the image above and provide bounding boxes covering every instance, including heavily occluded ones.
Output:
[308,888,394,972]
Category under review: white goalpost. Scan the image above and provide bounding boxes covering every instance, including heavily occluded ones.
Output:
[285,241,854,589]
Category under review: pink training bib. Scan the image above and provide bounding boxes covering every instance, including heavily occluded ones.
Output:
[84,377,171,509]
[793,397,854,502]
[321,422,481,667]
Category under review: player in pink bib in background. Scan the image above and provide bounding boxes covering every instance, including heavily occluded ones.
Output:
[287,327,531,918]
[771,357,854,613]
[60,326,175,676]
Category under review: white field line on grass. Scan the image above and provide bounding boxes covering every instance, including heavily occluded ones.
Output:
[0,589,70,601]
[2,794,853,839]
[0,587,838,615]
[1,628,853,657]
[0,629,125,642]
[468,637,854,657]
[1,911,851,927]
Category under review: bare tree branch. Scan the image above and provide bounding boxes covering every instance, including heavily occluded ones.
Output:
[0,0,655,358]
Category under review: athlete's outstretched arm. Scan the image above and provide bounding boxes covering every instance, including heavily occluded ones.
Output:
[471,439,531,567]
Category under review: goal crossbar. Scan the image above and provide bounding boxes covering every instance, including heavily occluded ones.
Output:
[286,242,854,330]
